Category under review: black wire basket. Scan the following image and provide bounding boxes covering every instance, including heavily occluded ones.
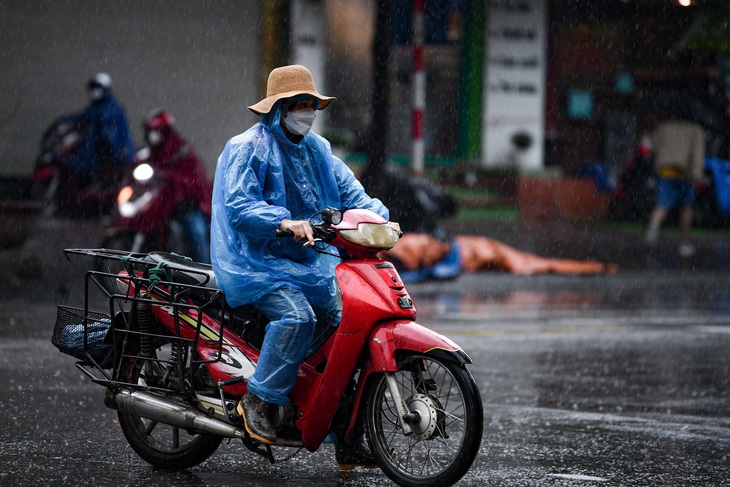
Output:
[51,305,112,363]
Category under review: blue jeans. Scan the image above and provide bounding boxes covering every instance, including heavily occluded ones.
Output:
[182,209,210,264]
[656,178,695,209]
[247,282,340,405]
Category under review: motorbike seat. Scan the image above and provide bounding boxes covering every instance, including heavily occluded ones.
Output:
[145,252,218,289]
[143,252,270,350]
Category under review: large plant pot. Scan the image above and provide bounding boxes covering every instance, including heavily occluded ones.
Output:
[518,177,609,221]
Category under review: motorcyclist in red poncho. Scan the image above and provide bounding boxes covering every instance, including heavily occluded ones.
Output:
[142,110,213,263]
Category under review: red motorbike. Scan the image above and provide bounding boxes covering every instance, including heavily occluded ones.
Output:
[53,207,483,486]
[32,115,121,217]
[100,148,205,258]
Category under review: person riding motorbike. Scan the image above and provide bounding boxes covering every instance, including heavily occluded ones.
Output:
[142,109,213,263]
[33,73,135,216]
[72,73,135,185]
[210,65,397,468]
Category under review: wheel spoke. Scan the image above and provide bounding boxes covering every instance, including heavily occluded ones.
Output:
[144,420,158,435]
[421,438,434,475]
[440,407,465,429]
[403,436,417,471]
[425,440,445,475]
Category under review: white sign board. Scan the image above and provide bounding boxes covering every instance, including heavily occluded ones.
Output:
[483,0,547,169]
[291,0,327,134]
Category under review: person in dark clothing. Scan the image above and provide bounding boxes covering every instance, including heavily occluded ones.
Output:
[142,109,213,263]
[71,73,135,184]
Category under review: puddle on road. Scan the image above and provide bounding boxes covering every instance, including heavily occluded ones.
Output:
[409,276,730,323]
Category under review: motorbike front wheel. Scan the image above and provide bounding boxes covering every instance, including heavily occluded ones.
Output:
[117,344,223,470]
[366,354,483,487]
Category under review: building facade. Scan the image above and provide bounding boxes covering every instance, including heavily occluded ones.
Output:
[1,0,724,182]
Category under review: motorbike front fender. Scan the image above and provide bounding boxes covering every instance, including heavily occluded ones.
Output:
[368,320,471,372]
[343,321,471,442]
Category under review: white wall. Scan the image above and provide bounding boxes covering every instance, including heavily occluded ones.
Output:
[482,0,547,169]
[291,0,329,135]
[0,1,261,176]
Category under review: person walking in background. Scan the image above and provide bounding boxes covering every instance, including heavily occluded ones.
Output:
[644,116,706,257]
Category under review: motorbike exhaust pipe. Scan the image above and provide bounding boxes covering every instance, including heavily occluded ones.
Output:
[105,388,246,439]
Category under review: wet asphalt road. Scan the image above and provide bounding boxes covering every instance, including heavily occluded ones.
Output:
[1,218,729,486]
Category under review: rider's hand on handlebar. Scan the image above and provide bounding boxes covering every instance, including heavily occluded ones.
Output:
[279,219,315,246]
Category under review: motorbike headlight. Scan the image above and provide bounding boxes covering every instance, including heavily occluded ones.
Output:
[339,223,400,250]
[133,163,154,182]
[119,202,137,218]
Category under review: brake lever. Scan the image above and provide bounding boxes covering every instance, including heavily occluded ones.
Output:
[303,238,323,247]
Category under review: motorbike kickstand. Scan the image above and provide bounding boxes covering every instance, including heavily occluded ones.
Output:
[241,436,276,464]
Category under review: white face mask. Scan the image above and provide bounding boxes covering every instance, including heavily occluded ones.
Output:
[284,108,316,136]
[88,87,105,102]
[146,130,163,147]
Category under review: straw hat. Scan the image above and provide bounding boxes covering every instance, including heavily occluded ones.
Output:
[248,65,335,115]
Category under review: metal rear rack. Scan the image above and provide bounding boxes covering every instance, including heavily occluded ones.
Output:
[61,248,228,397]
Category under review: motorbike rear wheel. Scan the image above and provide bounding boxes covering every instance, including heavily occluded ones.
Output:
[366,354,483,487]
[117,343,223,470]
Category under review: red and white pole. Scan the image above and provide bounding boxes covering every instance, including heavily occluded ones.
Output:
[412,0,425,176]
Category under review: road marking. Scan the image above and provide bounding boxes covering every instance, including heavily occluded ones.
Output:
[449,326,622,336]
[694,325,730,334]
[420,313,730,338]
[422,313,730,328]
[546,473,608,482]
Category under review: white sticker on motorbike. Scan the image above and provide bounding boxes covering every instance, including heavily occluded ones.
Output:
[218,346,257,379]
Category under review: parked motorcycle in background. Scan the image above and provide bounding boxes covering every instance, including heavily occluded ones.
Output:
[608,136,656,223]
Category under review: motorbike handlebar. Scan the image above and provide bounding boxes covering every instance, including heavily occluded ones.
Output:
[274,229,294,238]
[274,223,333,241]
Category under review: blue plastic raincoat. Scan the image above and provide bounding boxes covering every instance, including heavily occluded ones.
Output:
[210,104,389,308]
[71,89,134,175]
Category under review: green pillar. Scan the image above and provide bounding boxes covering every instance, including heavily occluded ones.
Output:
[459,0,486,162]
